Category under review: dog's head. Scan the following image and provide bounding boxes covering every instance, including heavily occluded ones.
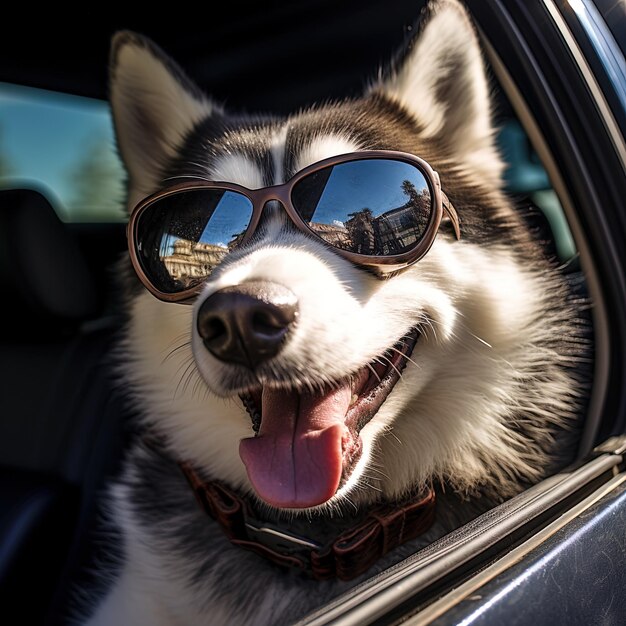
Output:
[111,0,577,512]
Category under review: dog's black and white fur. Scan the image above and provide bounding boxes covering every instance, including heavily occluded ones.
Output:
[82,1,590,623]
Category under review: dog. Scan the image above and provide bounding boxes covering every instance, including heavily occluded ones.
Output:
[81,1,589,623]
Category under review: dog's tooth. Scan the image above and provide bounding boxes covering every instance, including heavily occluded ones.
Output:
[350,393,358,406]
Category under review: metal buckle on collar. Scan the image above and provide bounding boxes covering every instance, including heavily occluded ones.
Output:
[244,520,322,552]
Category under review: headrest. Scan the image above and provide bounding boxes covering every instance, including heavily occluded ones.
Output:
[0,189,99,330]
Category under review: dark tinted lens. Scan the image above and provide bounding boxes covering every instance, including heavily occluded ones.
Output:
[291,159,433,256]
[135,188,253,294]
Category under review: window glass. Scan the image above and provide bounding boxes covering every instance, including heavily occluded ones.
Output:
[0,82,125,222]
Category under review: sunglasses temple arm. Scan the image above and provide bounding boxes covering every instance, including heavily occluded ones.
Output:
[441,191,461,240]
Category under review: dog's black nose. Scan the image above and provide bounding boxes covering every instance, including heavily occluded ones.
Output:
[197,281,298,368]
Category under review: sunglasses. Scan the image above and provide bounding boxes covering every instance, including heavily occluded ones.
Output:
[128,150,460,302]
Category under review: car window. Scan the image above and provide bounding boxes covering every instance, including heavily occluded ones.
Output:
[0,82,125,222]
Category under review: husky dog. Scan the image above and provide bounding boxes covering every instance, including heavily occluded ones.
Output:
[83,1,588,624]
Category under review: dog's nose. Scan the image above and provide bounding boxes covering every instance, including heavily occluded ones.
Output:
[197,281,298,368]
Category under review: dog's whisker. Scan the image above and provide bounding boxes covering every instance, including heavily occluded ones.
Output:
[359,479,383,494]
[191,372,208,399]
[366,363,382,384]
[468,332,493,349]
[426,320,439,342]
[165,331,193,345]
[367,466,391,480]
[387,346,420,370]
[342,494,359,514]
[162,341,192,364]
[175,358,199,399]
[171,355,195,382]
[181,366,197,396]
[371,356,387,369]
[389,430,403,445]
[378,354,404,381]
[159,333,193,355]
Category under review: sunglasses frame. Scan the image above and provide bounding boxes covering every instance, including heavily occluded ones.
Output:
[127,150,461,302]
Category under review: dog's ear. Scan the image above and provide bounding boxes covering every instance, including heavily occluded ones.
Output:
[374,0,502,185]
[109,31,218,206]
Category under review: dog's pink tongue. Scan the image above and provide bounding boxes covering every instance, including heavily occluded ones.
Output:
[239,384,351,508]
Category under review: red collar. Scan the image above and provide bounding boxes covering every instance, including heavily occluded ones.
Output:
[179,460,436,581]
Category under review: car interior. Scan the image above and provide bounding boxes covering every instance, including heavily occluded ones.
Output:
[0,2,611,623]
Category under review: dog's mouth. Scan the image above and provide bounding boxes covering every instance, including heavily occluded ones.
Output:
[238,327,420,509]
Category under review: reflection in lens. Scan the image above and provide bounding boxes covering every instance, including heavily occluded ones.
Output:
[292,159,432,256]
[136,189,253,294]
[161,237,228,288]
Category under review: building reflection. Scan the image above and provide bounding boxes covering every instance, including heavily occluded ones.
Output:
[309,182,431,254]
[161,239,227,286]
[308,222,352,248]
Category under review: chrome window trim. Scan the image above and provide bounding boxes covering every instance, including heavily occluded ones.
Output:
[569,0,626,114]
[542,0,626,169]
